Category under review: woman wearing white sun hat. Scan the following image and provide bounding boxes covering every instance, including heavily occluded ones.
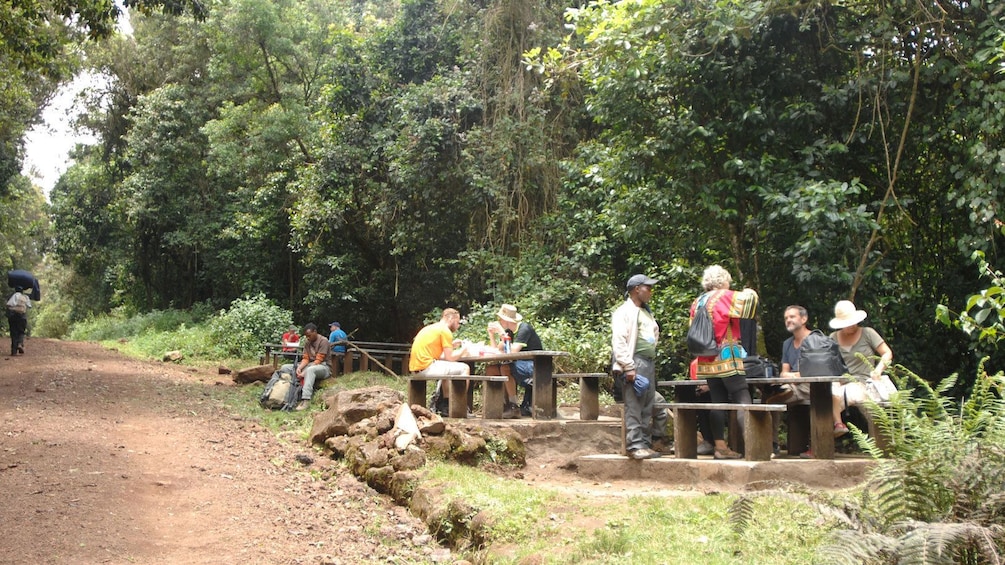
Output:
[828,300,894,434]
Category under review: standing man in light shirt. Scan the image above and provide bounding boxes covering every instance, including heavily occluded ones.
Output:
[611,274,664,460]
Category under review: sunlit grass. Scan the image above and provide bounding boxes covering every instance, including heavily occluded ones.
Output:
[423,461,834,564]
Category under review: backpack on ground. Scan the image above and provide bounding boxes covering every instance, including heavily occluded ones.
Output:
[798,330,848,377]
[687,293,720,357]
[260,371,303,411]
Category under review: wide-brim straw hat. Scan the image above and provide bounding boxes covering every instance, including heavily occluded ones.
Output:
[496,304,523,323]
[829,300,868,329]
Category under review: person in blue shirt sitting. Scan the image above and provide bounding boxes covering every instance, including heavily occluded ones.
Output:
[328,321,348,373]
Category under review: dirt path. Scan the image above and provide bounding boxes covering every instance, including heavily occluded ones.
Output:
[0,338,439,565]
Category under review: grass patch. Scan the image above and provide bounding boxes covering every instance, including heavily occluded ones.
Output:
[423,462,834,564]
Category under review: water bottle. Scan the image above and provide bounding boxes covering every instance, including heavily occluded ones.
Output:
[502,334,511,353]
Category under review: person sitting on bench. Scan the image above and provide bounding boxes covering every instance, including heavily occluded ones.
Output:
[409,308,470,416]
[486,304,542,418]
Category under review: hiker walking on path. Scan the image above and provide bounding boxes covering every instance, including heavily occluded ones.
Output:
[6,286,31,356]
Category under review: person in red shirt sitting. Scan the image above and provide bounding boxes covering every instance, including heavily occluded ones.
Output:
[280,325,300,361]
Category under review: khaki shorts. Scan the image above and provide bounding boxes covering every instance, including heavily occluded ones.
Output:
[833,381,867,410]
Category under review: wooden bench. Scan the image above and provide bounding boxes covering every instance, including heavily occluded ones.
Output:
[336,341,411,376]
[552,373,605,420]
[407,374,509,419]
[262,343,303,367]
[660,376,854,459]
[664,402,787,461]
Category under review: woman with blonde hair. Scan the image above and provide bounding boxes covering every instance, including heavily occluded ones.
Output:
[689,265,758,459]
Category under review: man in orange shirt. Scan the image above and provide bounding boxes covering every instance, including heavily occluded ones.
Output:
[409,308,470,414]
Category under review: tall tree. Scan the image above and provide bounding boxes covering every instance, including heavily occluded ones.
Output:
[545,0,1005,376]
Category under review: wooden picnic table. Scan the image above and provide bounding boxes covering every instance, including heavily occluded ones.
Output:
[659,375,849,459]
[458,350,570,420]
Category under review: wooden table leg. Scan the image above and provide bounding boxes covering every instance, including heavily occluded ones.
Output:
[448,380,468,418]
[728,412,744,454]
[673,407,698,458]
[532,356,557,419]
[809,381,835,459]
[408,379,427,409]
[580,375,600,420]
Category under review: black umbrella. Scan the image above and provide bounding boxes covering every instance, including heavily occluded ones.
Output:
[7,270,40,301]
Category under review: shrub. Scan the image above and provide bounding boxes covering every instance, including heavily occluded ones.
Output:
[69,306,206,341]
[207,294,293,358]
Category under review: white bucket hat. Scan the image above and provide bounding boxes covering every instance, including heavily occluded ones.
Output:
[829,300,868,329]
[496,304,523,323]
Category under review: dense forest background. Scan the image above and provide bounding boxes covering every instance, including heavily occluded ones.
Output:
[3,0,1004,381]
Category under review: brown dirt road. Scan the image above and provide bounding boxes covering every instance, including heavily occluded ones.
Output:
[0,338,439,565]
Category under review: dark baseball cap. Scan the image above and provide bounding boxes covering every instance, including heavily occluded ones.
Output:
[626,274,658,290]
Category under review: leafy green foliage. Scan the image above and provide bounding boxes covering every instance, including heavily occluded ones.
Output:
[734,364,1005,564]
[207,294,294,358]
[26,0,1005,391]
[70,304,213,341]
[938,250,1005,349]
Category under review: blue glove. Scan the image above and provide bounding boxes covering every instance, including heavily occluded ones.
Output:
[633,375,650,397]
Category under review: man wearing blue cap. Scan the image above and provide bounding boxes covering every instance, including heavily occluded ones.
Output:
[611,274,667,459]
[328,321,348,374]
[328,322,347,351]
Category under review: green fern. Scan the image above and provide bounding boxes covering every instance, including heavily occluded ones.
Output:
[731,363,1005,563]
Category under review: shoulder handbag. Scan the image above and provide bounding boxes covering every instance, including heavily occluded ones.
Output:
[687,293,720,357]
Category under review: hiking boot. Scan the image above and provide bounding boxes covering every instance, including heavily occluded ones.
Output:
[652,438,674,454]
[433,397,449,417]
[696,441,715,456]
[763,385,793,404]
[833,422,849,437]
[502,402,521,419]
[520,405,532,417]
[295,399,310,411]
